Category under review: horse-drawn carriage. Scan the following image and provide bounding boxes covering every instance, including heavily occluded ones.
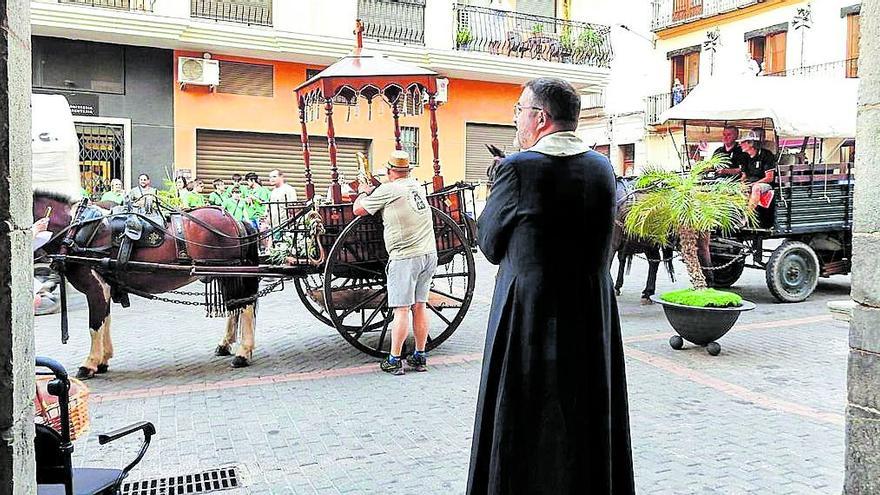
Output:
[36,28,478,378]
[659,76,857,302]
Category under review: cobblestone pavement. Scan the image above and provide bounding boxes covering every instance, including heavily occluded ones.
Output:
[34,250,850,494]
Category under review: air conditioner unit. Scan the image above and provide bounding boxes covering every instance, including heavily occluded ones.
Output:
[178,57,220,88]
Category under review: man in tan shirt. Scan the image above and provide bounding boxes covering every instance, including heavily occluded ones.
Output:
[354,150,437,375]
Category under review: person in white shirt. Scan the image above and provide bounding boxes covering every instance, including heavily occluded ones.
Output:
[267,169,298,227]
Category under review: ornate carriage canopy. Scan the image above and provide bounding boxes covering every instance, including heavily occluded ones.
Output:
[294,47,440,121]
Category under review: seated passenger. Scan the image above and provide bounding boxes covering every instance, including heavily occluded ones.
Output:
[712,125,749,176]
[739,130,777,212]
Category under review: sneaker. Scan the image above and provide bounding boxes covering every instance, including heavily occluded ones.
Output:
[406,352,428,372]
[380,356,404,375]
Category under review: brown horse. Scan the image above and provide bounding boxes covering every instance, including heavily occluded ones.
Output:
[33,191,260,379]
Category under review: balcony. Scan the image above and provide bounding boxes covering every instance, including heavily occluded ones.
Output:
[646,86,694,125]
[762,58,859,79]
[190,0,272,27]
[453,5,613,68]
[358,0,425,46]
[651,0,761,32]
[58,0,154,11]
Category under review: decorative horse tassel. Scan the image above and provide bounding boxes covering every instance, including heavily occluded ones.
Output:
[204,278,229,318]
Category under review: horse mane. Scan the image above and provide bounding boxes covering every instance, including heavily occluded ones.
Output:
[33,189,76,205]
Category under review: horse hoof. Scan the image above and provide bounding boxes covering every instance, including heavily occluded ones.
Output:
[76,367,96,380]
[215,345,232,357]
[96,364,109,374]
[231,356,249,368]
[640,297,653,305]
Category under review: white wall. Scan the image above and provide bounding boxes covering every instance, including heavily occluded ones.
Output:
[650,0,855,96]
[571,0,656,114]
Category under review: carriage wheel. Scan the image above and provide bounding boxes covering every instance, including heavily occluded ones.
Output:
[323,208,476,358]
[706,257,745,288]
[765,240,819,303]
[293,273,334,328]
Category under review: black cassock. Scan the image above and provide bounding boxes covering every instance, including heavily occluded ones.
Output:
[467,149,634,494]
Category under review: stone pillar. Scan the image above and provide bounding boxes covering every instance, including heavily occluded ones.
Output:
[846,1,880,493]
[0,0,36,493]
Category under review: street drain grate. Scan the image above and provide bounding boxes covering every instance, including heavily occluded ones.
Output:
[121,466,240,495]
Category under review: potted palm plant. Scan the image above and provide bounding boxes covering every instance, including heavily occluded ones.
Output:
[623,155,756,356]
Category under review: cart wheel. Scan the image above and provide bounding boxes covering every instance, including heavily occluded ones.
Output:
[765,240,819,303]
[323,208,475,357]
[669,335,684,350]
[293,273,335,328]
[706,257,745,288]
[706,342,721,356]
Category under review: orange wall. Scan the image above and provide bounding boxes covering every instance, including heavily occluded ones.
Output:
[173,51,521,184]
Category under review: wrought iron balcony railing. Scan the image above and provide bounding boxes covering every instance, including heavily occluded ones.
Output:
[453,5,613,68]
[651,0,761,31]
[358,0,426,45]
[646,86,694,125]
[58,0,155,11]
[761,58,859,79]
[190,0,272,27]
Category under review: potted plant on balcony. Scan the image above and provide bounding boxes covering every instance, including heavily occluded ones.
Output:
[559,27,574,63]
[574,27,602,64]
[456,26,474,51]
[623,155,756,356]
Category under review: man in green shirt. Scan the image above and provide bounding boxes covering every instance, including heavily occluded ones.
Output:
[223,187,251,222]
[100,178,125,205]
[208,179,227,206]
[186,179,207,208]
[244,172,271,227]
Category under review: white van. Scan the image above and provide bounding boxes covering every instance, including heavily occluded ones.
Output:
[31,93,81,201]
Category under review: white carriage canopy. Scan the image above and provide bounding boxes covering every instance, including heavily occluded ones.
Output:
[659,77,858,139]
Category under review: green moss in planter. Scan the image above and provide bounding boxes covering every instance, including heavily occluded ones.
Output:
[660,288,743,308]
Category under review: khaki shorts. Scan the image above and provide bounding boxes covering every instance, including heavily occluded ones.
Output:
[386,253,438,308]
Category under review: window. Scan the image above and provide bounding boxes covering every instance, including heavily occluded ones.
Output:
[620,144,635,176]
[749,31,786,74]
[401,127,419,166]
[846,13,860,77]
[33,37,124,94]
[671,51,699,90]
[218,61,273,97]
[594,145,610,158]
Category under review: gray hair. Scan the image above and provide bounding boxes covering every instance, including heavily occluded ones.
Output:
[523,77,580,130]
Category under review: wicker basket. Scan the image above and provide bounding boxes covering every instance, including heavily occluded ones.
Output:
[35,376,91,441]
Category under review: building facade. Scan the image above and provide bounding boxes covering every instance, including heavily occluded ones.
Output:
[31,35,174,195]
[31,0,615,198]
[580,0,862,175]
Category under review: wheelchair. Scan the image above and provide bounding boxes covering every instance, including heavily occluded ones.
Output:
[35,357,156,495]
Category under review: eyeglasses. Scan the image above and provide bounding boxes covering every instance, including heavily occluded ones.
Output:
[514,103,548,118]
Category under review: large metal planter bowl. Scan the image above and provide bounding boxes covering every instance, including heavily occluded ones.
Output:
[649,295,756,356]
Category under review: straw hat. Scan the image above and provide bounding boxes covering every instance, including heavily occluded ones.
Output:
[385,150,413,170]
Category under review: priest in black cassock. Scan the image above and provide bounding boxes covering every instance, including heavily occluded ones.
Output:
[467,78,635,495]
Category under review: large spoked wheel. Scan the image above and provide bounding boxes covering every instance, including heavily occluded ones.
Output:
[323,208,476,357]
[293,273,334,328]
[765,240,820,303]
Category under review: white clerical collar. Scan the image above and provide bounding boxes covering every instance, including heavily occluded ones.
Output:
[524,131,591,157]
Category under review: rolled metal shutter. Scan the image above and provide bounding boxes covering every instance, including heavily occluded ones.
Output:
[465,123,517,183]
[195,130,369,197]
